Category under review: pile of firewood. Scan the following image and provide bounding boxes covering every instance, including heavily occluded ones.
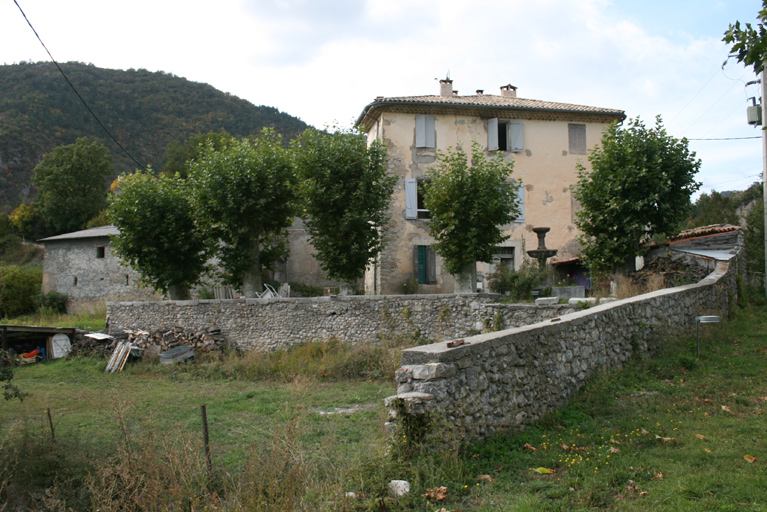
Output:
[124,326,227,354]
[69,326,228,359]
[68,331,115,358]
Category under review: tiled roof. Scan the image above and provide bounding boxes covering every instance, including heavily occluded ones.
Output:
[39,225,118,242]
[373,94,624,114]
[355,93,625,127]
[667,224,740,242]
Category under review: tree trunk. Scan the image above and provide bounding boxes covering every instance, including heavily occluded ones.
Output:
[241,240,262,298]
[453,262,477,294]
[168,284,192,300]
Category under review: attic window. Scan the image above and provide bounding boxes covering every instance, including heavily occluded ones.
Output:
[96,246,105,259]
[488,119,523,152]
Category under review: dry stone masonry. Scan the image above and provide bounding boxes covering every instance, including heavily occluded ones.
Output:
[107,295,575,351]
[386,257,739,445]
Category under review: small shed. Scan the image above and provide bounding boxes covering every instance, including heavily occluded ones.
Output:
[1,325,77,359]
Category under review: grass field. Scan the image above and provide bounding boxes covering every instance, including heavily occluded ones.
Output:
[1,301,766,511]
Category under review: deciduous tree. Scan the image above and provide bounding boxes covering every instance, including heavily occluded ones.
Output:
[33,137,113,235]
[573,117,701,273]
[162,131,234,178]
[293,128,395,292]
[190,130,297,297]
[423,142,519,293]
[723,1,767,74]
[109,170,210,300]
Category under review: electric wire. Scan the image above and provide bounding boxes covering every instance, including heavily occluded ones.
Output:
[688,136,761,140]
[680,71,748,137]
[667,69,719,126]
[12,0,147,171]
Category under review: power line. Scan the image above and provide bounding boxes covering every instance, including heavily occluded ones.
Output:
[12,0,146,171]
[688,136,761,140]
[680,71,748,137]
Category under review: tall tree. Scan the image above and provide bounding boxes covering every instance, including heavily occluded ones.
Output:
[293,128,395,292]
[573,117,701,273]
[109,170,210,300]
[723,1,767,74]
[423,142,519,293]
[190,129,297,297]
[32,137,113,235]
[162,131,234,178]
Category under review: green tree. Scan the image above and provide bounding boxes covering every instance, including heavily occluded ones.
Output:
[293,128,395,291]
[162,131,234,178]
[109,170,210,300]
[33,137,113,235]
[423,142,520,293]
[723,1,767,74]
[573,117,701,273]
[190,129,297,297]
[745,198,765,277]
[686,190,740,229]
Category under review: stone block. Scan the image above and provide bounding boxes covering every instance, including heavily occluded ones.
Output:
[569,297,597,306]
[599,297,618,304]
[411,363,455,380]
[535,297,559,305]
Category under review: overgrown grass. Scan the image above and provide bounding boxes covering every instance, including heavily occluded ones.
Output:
[2,301,767,511]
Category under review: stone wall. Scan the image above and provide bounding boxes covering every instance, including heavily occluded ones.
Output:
[107,294,576,351]
[387,257,739,445]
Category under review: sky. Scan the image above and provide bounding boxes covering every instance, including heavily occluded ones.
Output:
[1,0,764,198]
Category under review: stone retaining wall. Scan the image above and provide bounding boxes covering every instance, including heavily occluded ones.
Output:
[387,257,739,445]
[106,294,576,350]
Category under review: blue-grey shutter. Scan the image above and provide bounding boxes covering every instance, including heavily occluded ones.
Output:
[405,178,417,219]
[416,115,426,147]
[415,115,435,148]
[509,120,524,152]
[514,182,525,222]
[487,118,499,150]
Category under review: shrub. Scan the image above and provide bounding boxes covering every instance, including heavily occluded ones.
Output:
[38,290,68,314]
[487,259,551,301]
[0,265,42,318]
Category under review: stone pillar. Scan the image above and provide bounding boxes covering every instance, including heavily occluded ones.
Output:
[453,262,477,294]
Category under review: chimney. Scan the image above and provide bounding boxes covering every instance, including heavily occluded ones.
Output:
[500,84,518,98]
[476,89,484,96]
[439,77,453,97]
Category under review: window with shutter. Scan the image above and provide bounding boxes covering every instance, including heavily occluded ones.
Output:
[415,115,436,148]
[413,245,437,284]
[488,119,523,152]
[568,124,586,155]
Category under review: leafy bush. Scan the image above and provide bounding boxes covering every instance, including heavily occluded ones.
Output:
[487,259,551,301]
[38,290,68,314]
[0,265,42,318]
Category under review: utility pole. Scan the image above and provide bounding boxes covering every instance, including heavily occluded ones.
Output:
[762,58,767,298]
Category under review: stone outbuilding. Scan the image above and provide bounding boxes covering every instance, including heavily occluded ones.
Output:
[40,225,159,313]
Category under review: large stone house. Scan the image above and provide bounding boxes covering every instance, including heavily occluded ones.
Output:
[354,78,625,295]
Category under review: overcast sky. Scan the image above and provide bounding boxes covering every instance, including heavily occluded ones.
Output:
[1,0,764,197]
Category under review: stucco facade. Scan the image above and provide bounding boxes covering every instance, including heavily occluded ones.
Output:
[355,79,625,295]
[41,226,160,313]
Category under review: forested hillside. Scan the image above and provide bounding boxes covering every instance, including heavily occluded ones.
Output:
[0,61,310,210]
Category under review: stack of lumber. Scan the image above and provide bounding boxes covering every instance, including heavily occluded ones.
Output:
[123,326,227,354]
[69,326,228,360]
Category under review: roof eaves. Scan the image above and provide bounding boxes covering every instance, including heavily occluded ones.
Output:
[355,99,626,129]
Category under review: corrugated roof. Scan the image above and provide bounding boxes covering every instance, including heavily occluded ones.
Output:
[39,225,118,242]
